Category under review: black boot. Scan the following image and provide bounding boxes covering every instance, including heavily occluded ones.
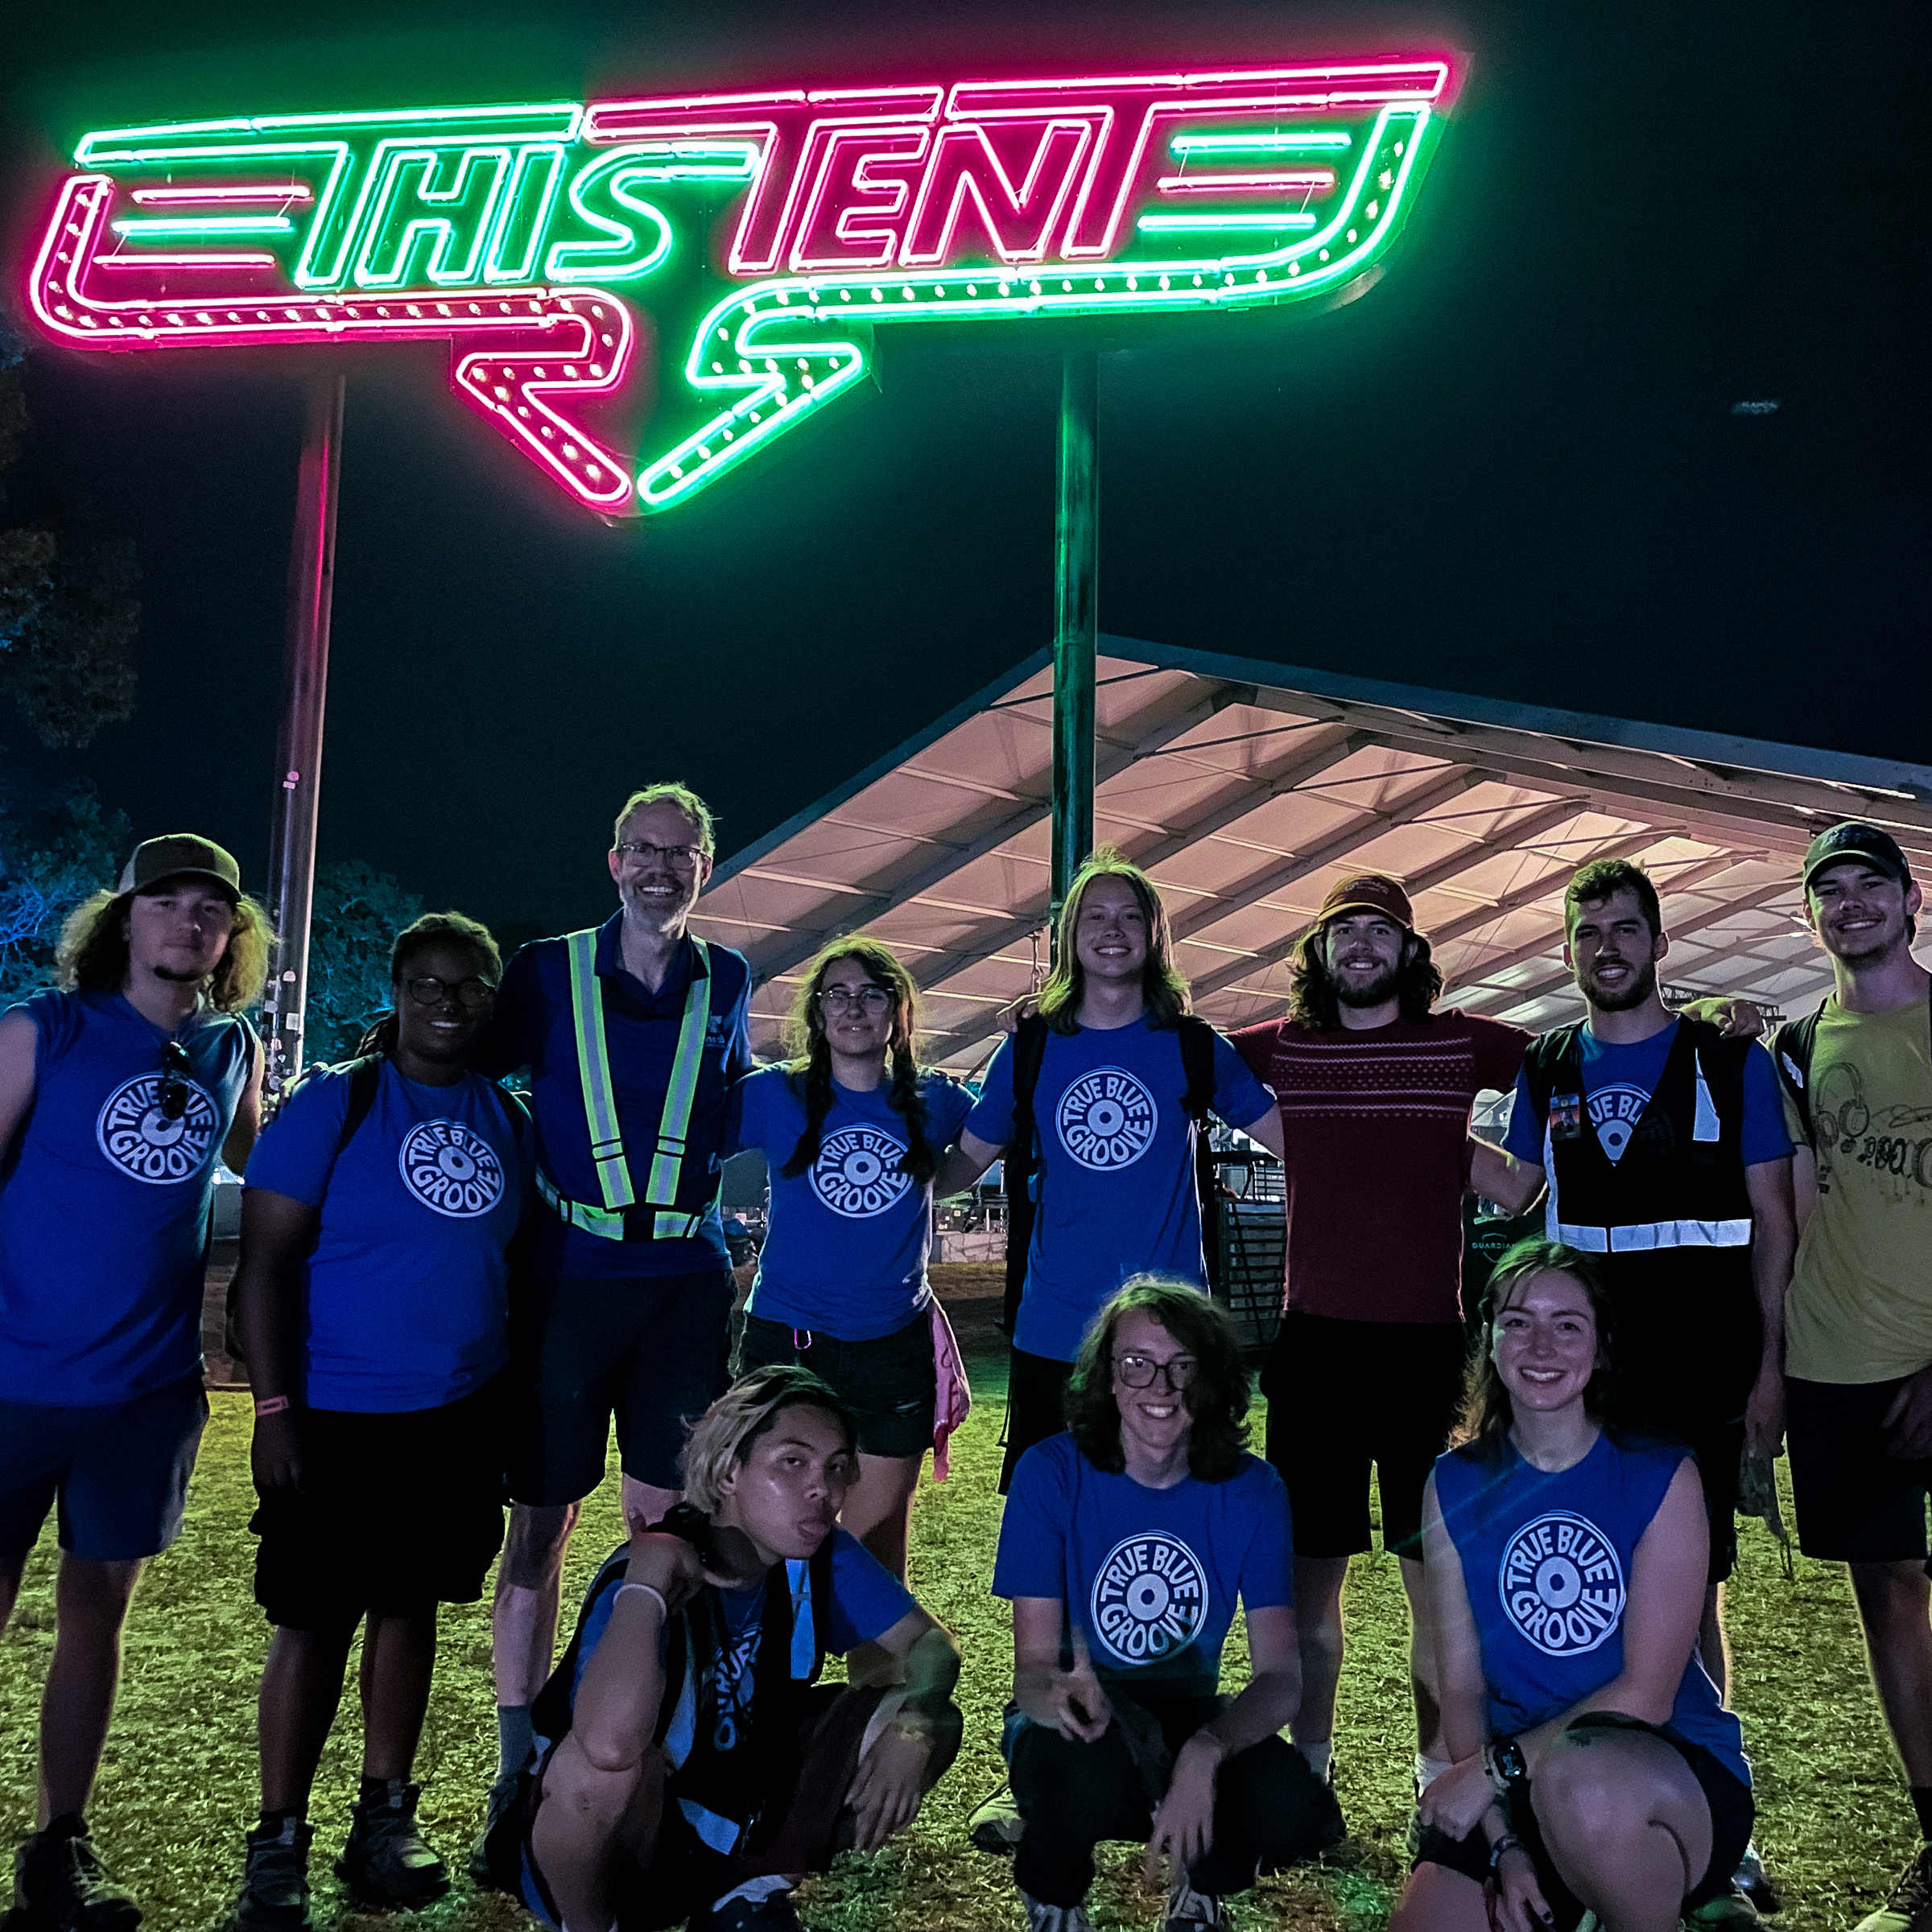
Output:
[230,1816,312,1932]
[7,1817,141,1932]
[336,1782,448,1909]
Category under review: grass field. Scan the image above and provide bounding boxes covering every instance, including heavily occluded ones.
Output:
[0,1275,1919,1932]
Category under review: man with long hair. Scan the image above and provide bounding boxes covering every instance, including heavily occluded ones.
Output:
[469,784,756,1875]
[0,834,267,1929]
[993,1278,1340,1932]
[1478,857,1795,1913]
[940,848,1283,1489]
[1228,873,1531,1808]
[1762,824,1932,1932]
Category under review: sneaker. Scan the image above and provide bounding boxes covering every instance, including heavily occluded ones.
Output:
[1018,1893,1091,1932]
[1734,1842,1782,1916]
[230,1818,312,1932]
[968,1784,1026,1856]
[1854,1843,1932,1932]
[10,1818,141,1932]
[334,1782,448,1910]
[466,1772,522,1890]
[700,1893,806,1932]
[1686,1886,1764,1931]
[1163,1876,1229,1930]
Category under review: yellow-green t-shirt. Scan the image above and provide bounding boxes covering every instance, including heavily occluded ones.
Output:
[1782,995,1932,1383]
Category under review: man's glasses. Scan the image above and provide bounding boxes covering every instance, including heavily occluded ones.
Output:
[1113,1352,1198,1392]
[404,976,497,1011]
[159,1040,192,1121]
[613,840,704,871]
[818,985,892,1014]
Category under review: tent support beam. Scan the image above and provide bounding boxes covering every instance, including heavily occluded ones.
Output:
[1050,350,1099,949]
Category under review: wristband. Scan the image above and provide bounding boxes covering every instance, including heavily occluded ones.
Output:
[254,1395,291,1418]
[615,1580,670,1619]
[1488,1833,1525,1874]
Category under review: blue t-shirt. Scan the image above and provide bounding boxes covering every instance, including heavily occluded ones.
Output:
[727,1065,975,1339]
[993,1433,1293,1695]
[244,1060,533,1412]
[1433,1430,1748,1787]
[1501,1022,1791,1169]
[0,989,255,1405]
[475,917,753,1281]
[968,1016,1274,1361]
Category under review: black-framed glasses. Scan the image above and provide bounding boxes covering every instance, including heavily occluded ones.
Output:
[404,976,497,1011]
[159,1039,192,1121]
[1113,1352,1198,1392]
[818,985,892,1013]
[613,840,703,870]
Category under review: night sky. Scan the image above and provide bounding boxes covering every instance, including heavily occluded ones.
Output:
[3,0,1926,948]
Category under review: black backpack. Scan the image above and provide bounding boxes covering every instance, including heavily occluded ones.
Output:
[1000,1013,1221,1335]
[1771,981,1932,1148]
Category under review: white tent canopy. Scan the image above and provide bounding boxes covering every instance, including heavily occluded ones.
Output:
[693,638,1932,1075]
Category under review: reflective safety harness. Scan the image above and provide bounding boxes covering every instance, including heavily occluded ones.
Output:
[535,928,715,1241]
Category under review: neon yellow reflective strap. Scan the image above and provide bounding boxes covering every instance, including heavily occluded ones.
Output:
[565,928,635,1212]
[646,936,711,1208]
[536,1166,699,1242]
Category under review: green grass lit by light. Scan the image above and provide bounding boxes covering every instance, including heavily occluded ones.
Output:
[0,1280,1918,1930]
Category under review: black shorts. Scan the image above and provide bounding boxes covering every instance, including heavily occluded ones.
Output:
[509,1267,734,1502]
[1787,1373,1932,1566]
[737,1311,936,1460]
[1261,1314,1468,1559]
[251,1377,506,1632]
[1414,1715,1753,1926]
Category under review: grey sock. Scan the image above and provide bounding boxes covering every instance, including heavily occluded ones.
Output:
[497,1703,535,1781]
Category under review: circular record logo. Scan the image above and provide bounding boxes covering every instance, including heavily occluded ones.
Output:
[1498,1510,1626,1657]
[96,1074,221,1185]
[1056,1067,1158,1171]
[1089,1531,1208,1666]
[809,1125,911,1218]
[398,1119,505,1218]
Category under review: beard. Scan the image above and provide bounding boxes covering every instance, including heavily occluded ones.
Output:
[152,962,210,985]
[1333,962,1401,1009]
[1580,958,1657,1012]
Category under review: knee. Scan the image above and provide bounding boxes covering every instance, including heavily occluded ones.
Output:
[1852,1564,1930,1639]
[1531,1742,1653,1860]
[55,1557,142,1631]
[501,1505,578,1587]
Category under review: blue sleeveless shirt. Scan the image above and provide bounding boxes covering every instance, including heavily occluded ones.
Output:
[1434,1430,1748,1787]
[0,989,255,1405]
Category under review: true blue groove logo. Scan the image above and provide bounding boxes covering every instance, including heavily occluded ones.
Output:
[1056,1067,1158,1172]
[398,1119,505,1218]
[809,1125,911,1219]
[96,1073,220,1185]
[1089,1531,1208,1666]
[1498,1511,1625,1657]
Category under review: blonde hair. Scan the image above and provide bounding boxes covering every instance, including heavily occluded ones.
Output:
[1036,846,1192,1034]
[679,1365,857,1513]
[612,782,716,857]
[56,889,275,1014]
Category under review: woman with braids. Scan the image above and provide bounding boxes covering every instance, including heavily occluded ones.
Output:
[992,1278,1342,1932]
[1393,1239,1753,1932]
[227,913,535,1931]
[724,937,974,1578]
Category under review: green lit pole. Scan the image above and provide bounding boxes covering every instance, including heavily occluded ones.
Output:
[1050,350,1098,953]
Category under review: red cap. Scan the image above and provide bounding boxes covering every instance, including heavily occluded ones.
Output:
[1315,873,1415,931]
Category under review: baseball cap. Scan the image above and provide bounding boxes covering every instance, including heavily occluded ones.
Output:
[1801,821,1911,891]
[118,834,242,901]
[1316,873,1414,931]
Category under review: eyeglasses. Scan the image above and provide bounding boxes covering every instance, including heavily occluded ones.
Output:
[613,840,704,871]
[159,1039,192,1121]
[404,976,497,1011]
[1113,1352,1198,1392]
[818,985,893,1013]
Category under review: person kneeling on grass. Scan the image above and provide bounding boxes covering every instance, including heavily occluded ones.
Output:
[230,913,534,1928]
[991,1278,1344,1932]
[482,1364,962,1932]
[1393,1238,1757,1932]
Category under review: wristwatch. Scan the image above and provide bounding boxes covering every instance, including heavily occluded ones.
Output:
[1487,1734,1528,1794]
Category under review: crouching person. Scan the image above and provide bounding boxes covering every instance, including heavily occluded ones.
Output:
[992,1278,1343,1932]
[489,1365,962,1932]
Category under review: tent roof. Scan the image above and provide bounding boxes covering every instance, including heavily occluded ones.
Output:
[693,637,1932,1073]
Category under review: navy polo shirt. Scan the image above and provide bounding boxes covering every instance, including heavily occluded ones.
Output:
[476,914,753,1281]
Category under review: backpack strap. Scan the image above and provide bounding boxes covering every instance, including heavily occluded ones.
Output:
[1009,1015,1051,1146]
[1176,1016,1216,1127]
[1001,1018,1052,1337]
[1769,1001,1828,1150]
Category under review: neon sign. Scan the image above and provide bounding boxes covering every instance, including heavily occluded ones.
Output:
[27,60,1452,514]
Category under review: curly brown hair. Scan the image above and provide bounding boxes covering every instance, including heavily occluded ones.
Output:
[1286,922,1443,1030]
[1065,1277,1252,1482]
[56,888,274,1014]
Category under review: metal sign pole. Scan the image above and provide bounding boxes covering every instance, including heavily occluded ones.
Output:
[261,375,345,1101]
[1049,349,1099,957]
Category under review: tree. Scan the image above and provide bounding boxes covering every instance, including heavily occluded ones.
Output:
[0,327,139,749]
[303,859,425,1062]
[0,782,132,1005]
